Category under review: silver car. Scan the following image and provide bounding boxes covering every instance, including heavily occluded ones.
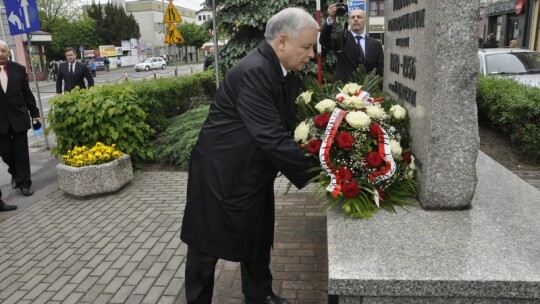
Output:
[478,47,540,87]
[134,57,167,72]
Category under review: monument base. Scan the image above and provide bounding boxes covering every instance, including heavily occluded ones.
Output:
[327,152,540,303]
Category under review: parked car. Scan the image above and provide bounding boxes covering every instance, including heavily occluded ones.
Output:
[134,57,167,72]
[478,47,540,87]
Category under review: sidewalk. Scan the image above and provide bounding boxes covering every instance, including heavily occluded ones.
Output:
[0,173,327,304]
[1,165,539,303]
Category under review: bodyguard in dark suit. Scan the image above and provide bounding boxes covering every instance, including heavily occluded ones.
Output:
[56,47,94,94]
[180,7,319,304]
[0,40,41,199]
[320,6,384,83]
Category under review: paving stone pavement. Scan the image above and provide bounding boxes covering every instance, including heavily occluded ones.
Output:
[1,170,538,304]
[0,172,326,304]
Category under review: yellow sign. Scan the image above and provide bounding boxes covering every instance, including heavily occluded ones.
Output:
[164,23,184,44]
[163,1,182,23]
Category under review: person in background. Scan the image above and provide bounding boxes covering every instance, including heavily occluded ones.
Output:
[89,60,97,77]
[509,39,518,48]
[180,7,320,304]
[0,39,41,198]
[319,5,384,83]
[482,33,499,48]
[56,47,94,94]
[104,56,110,72]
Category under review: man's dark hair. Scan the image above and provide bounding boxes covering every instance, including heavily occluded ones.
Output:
[64,47,76,53]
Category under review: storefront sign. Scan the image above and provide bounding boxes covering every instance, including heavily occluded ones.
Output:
[485,0,514,15]
[515,0,526,14]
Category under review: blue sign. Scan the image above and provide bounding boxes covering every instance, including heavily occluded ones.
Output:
[349,0,365,12]
[5,0,41,35]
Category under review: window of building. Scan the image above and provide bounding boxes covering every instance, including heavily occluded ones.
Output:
[155,22,164,32]
[198,15,202,21]
[370,0,384,17]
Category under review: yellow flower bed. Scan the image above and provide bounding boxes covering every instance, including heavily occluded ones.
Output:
[62,142,124,167]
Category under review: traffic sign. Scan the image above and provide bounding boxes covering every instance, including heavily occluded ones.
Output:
[163,1,183,23]
[5,0,41,35]
[164,23,184,44]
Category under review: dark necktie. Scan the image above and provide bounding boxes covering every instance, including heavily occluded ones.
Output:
[69,64,74,77]
[355,36,364,63]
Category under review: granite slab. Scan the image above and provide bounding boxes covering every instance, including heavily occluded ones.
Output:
[327,152,540,302]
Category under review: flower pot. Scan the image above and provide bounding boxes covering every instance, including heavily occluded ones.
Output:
[57,154,134,198]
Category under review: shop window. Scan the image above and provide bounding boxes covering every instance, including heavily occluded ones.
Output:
[370,0,384,17]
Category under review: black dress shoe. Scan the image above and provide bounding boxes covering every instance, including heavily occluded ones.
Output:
[0,200,17,212]
[11,179,17,189]
[244,294,291,304]
[20,187,34,197]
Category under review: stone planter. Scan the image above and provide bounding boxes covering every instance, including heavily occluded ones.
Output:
[57,154,134,198]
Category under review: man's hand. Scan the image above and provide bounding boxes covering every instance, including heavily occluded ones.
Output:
[327,4,337,22]
[33,117,42,124]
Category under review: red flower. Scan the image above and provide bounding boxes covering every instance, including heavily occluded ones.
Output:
[334,132,354,151]
[365,151,384,168]
[313,113,331,129]
[306,139,322,154]
[369,123,379,139]
[402,151,412,164]
[336,167,353,181]
[341,181,360,198]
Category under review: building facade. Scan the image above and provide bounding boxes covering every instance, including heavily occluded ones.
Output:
[478,0,535,48]
[126,0,197,58]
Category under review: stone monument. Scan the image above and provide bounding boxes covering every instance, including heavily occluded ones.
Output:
[383,0,479,209]
[326,1,540,303]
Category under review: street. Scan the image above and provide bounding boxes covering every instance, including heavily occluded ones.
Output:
[0,62,203,222]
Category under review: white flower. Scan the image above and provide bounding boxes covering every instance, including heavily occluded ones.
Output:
[344,96,365,110]
[345,111,371,129]
[365,105,386,119]
[389,105,407,120]
[342,83,362,96]
[296,91,313,105]
[314,99,336,113]
[390,140,403,159]
[294,121,311,142]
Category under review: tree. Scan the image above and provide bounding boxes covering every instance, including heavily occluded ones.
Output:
[177,23,208,62]
[213,0,318,73]
[47,17,101,60]
[87,2,141,46]
[38,0,82,32]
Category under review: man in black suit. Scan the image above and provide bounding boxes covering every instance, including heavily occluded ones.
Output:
[320,6,384,83]
[180,7,319,304]
[0,40,41,198]
[56,47,94,94]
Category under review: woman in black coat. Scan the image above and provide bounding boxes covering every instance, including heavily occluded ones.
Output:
[180,7,320,304]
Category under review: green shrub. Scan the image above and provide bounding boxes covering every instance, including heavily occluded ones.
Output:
[153,105,210,169]
[126,70,216,135]
[48,85,155,167]
[477,75,540,160]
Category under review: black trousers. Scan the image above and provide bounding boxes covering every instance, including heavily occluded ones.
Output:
[185,246,273,303]
[0,126,32,188]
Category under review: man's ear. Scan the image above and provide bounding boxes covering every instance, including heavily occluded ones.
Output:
[277,33,287,50]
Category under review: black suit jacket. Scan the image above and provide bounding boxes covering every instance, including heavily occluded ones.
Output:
[56,61,94,93]
[0,61,39,134]
[320,23,384,83]
[180,41,316,262]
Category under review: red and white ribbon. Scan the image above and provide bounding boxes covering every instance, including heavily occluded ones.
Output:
[368,123,396,183]
[319,108,346,197]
